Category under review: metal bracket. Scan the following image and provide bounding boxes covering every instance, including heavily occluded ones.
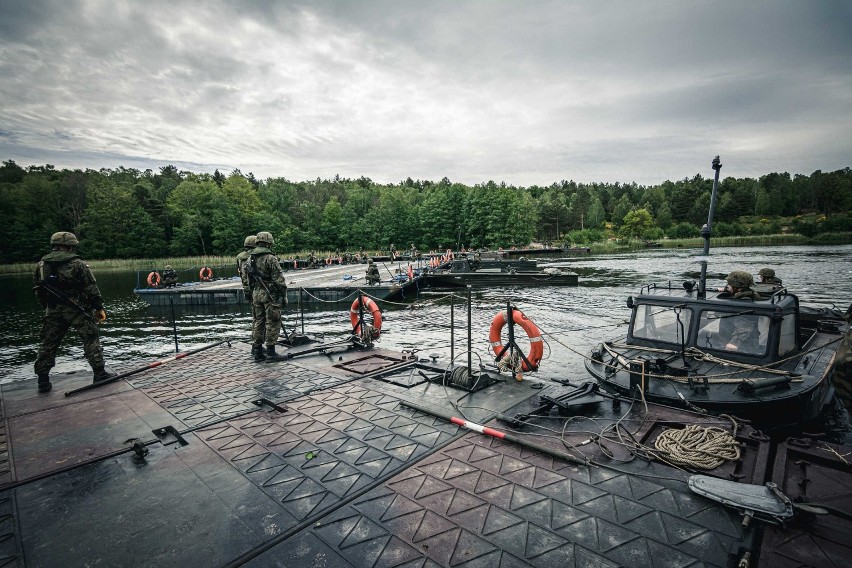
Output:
[152,425,189,447]
[251,398,288,413]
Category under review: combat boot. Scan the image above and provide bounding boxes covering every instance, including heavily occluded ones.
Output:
[93,367,117,384]
[252,343,265,362]
[37,374,52,393]
[264,345,284,361]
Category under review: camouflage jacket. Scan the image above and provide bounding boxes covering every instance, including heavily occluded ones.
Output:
[236,249,252,292]
[248,248,287,297]
[34,251,104,310]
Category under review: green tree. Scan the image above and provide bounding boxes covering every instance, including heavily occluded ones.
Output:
[620,208,655,239]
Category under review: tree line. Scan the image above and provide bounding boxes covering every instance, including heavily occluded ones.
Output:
[0,159,849,263]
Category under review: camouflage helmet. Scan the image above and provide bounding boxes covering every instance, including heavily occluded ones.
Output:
[726,270,754,289]
[255,231,274,246]
[165,265,173,270]
[50,231,79,247]
[758,268,775,279]
[244,235,257,248]
[368,258,374,264]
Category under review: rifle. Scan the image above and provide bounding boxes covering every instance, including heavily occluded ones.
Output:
[245,258,285,308]
[34,282,96,322]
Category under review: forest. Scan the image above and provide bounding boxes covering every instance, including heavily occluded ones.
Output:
[0,159,850,264]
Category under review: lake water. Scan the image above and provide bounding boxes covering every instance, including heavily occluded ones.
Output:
[2,245,851,439]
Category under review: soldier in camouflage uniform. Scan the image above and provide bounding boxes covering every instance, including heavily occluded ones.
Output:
[161,265,178,287]
[33,232,115,393]
[236,235,257,296]
[719,271,761,301]
[236,235,260,352]
[758,267,783,285]
[248,232,288,361]
[718,271,761,352]
[365,259,381,284]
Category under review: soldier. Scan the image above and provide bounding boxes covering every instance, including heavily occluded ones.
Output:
[365,259,381,285]
[719,271,761,300]
[33,231,115,393]
[236,235,259,349]
[389,243,397,259]
[758,268,783,285]
[248,232,288,361]
[161,265,178,287]
[236,235,257,293]
[718,271,761,352]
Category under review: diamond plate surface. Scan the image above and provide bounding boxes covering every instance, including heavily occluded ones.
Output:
[196,382,460,523]
[254,430,744,567]
[127,345,359,427]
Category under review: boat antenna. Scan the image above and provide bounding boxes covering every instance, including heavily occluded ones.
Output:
[697,155,722,299]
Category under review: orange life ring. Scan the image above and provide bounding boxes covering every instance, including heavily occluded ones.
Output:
[407,265,414,279]
[199,266,213,281]
[446,248,454,261]
[350,296,382,337]
[326,257,332,265]
[293,259,298,269]
[489,309,543,371]
[147,271,161,287]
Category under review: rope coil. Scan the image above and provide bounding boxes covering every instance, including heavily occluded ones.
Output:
[653,415,741,469]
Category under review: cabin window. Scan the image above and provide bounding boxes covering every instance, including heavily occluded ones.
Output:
[632,304,691,344]
[697,310,770,356]
[779,314,797,355]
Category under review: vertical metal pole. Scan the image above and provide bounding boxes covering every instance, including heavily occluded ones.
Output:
[299,288,304,334]
[467,286,472,372]
[506,301,515,362]
[698,155,722,299]
[450,293,455,363]
[169,297,179,353]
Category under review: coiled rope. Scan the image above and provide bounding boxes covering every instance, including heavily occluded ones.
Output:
[653,414,741,469]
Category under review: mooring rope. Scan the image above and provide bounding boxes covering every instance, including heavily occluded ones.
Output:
[653,414,741,469]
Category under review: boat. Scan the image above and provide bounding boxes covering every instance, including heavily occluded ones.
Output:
[422,256,578,288]
[134,262,424,307]
[583,157,848,426]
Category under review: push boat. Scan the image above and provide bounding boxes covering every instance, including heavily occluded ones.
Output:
[423,256,578,288]
[584,156,849,426]
[583,281,847,425]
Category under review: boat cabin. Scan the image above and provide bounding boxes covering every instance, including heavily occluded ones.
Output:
[625,283,807,365]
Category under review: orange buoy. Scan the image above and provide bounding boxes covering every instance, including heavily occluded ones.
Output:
[407,264,414,280]
[446,248,454,261]
[147,271,161,287]
[488,309,543,372]
[350,296,382,338]
[199,266,213,281]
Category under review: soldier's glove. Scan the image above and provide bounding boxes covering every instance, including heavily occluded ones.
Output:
[96,309,107,323]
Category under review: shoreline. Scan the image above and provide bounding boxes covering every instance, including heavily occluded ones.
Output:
[0,232,850,275]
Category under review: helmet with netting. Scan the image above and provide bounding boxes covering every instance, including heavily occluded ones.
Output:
[244,235,257,248]
[255,231,274,246]
[50,231,79,247]
[758,268,775,279]
[726,270,754,289]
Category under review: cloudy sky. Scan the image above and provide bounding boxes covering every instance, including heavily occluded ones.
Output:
[1,0,850,186]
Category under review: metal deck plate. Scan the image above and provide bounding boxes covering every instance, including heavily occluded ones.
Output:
[251,431,746,567]
[758,438,852,567]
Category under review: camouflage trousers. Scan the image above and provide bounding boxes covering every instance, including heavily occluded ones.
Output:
[251,289,281,347]
[34,306,104,376]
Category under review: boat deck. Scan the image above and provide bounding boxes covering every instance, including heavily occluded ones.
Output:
[134,262,423,307]
[1,340,849,566]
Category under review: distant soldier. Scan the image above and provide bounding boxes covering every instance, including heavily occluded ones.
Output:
[758,268,782,285]
[248,232,288,361]
[161,265,178,287]
[389,243,397,258]
[365,259,381,285]
[33,231,115,393]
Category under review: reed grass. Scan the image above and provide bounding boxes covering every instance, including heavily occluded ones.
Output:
[1,235,849,275]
